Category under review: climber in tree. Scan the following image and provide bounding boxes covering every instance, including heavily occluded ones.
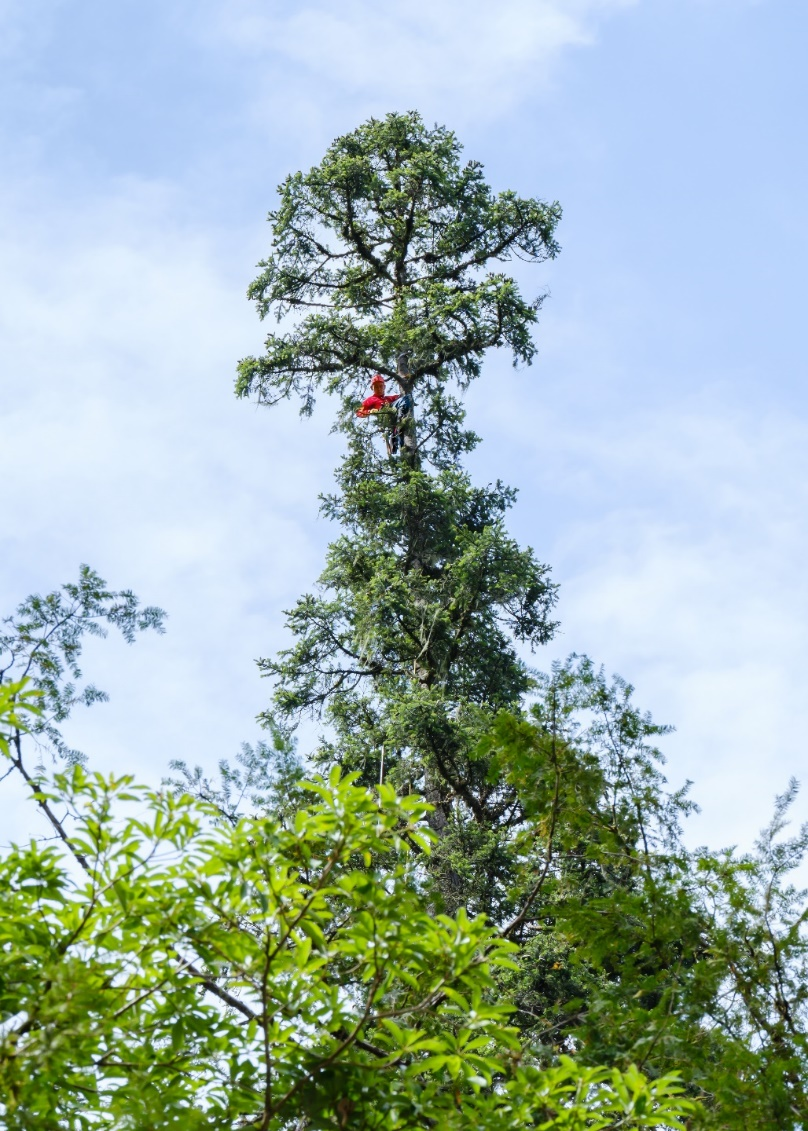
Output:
[356,374,413,456]
[356,374,399,417]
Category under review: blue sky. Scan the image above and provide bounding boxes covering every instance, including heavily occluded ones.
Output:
[2,0,807,851]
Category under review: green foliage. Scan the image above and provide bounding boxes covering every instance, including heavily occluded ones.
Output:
[0,678,41,758]
[263,464,557,808]
[689,784,808,1125]
[481,662,808,1127]
[476,657,708,1052]
[0,747,693,1130]
[1,551,800,1126]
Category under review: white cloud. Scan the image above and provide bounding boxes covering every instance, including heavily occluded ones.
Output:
[0,174,343,845]
[205,0,636,121]
[466,371,808,853]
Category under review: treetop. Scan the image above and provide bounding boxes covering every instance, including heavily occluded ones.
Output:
[236,111,561,416]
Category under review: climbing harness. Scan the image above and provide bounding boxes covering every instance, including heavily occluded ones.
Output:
[389,393,413,456]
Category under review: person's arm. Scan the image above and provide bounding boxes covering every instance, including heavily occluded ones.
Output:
[357,394,384,417]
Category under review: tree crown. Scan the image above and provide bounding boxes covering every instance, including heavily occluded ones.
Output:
[236,110,561,420]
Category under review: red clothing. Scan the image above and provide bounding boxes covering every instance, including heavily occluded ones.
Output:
[356,393,399,417]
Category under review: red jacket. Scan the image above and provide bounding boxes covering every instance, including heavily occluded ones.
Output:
[356,393,399,418]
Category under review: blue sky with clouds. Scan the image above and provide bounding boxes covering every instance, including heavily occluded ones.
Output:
[2,0,807,850]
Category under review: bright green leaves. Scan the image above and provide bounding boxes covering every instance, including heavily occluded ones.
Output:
[0,762,695,1130]
[237,111,560,414]
[0,678,40,757]
[471,658,808,1127]
[504,1059,695,1131]
[479,659,710,1058]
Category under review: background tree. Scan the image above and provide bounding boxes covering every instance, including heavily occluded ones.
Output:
[239,108,559,895]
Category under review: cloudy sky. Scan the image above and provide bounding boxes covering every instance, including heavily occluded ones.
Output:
[2,0,806,852]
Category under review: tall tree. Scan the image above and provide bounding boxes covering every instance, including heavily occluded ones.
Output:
[238,110,559,893]
[238,111,808,1129]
